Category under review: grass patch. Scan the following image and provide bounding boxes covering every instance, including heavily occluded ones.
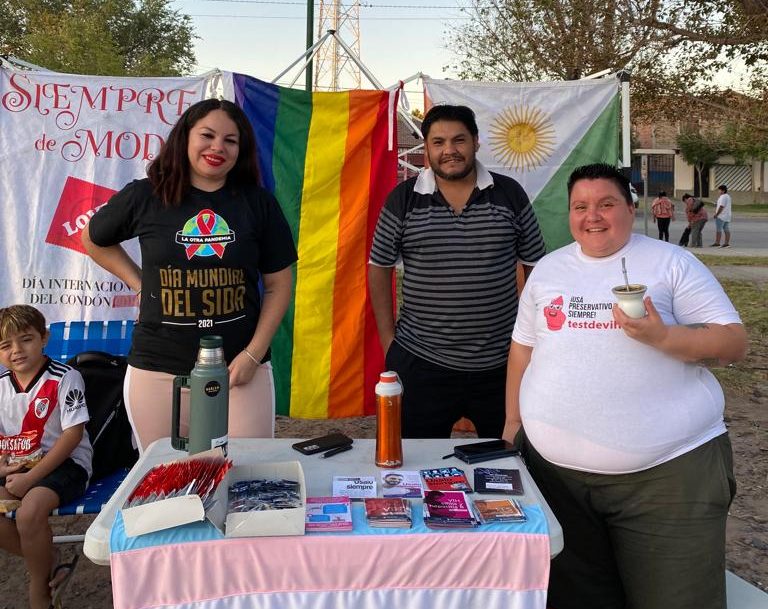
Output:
[710,279,768,395]
[693,255,768,266]
[734,203,768,214]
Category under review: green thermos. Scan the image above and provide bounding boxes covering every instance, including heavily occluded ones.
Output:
[171,335,229,455]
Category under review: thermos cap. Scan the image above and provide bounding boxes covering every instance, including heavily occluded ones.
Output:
[200,335,223,348]
[379,371,398,383]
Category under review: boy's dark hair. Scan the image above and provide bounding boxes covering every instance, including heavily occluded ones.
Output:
[147,98,261,207]
[718,184,728,193]
[567,163,633,206]
[421,104,479,139]
[682,193,692,201]
[0,305,47,341]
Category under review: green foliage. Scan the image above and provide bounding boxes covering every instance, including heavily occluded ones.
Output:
[446,0,768,121]
[0,0,195,76]
[677,129,725,194]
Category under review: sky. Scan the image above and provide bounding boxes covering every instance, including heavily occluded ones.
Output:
[171,0,750,110]
[172,0,469,109]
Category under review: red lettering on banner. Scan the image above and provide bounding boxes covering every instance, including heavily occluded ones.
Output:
[45,177,117,254]
[60,129,164,162]
[2,73,199,129]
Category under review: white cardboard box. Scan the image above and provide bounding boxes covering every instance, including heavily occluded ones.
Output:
[122,457,306,538]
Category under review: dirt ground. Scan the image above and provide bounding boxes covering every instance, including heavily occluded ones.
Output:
[0,273,766,607]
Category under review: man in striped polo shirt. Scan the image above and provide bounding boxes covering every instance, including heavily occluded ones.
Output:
[369,104,546,438]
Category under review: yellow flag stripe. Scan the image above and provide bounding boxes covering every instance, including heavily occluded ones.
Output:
[289,92,350,417]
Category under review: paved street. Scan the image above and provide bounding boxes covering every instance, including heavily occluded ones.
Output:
[633,209,768,257]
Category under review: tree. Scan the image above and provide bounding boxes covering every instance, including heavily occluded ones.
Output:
[0,0,196,76]
[446,0,768,122]
[677,130,725,197]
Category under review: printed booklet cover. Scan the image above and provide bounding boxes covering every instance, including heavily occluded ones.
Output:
[420,467,473,492]
[381,470,423,499]
[305,496,353,532]
[331,476,377,500]
[473,498,527,524]
[422,490,479,528]
[363,497,412,528]
[473,468,524,495]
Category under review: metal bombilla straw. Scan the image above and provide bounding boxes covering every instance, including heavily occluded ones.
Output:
[621,257,630,291]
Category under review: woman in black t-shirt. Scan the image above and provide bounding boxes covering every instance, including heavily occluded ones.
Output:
[82,99,297,453]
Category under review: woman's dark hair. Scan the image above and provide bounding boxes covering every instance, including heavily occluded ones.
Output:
[682,193,692,201]
[567,163,633,206]
[147,98,261,206]
[658,191,667,197]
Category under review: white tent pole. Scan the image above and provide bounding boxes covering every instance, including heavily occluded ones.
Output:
[272,30,335,86]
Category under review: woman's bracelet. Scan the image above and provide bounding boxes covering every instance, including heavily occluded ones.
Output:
[243,348,261,366]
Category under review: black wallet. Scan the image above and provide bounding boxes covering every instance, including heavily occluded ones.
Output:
[291,433,353,455]
[452,439,519,464]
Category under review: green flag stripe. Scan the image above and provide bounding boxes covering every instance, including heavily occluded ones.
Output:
[532,94,620,252]
[270,87,312,415]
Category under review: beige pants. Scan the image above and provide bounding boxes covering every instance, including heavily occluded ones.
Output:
[124,363,275,454]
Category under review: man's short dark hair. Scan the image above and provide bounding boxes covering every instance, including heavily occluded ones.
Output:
[718,184,728,193]
[421,105,479,139]
[567,163,633,206]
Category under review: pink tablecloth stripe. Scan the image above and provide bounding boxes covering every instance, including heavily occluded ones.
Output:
[111,532,550,609]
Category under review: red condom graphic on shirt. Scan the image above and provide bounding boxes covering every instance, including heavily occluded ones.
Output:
[175,209,236,259]
[544,295,566,331]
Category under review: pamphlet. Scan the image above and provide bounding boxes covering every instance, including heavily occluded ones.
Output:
[381,470,423,499]
[363,497,412,528]
[420,467,473,492]
[422,490,479,528]
[473,498,527,524]
[473,468,524,495]
[305,496,353,532]
[331,475,377,499]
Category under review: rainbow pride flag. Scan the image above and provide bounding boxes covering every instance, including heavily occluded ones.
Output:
[234,74,398,418]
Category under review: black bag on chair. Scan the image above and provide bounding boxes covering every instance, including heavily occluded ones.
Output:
[66,351,138,481]
[678,226,691,247]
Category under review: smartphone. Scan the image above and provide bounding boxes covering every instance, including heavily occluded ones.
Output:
[452,439,519,464]
[291,433,353,455]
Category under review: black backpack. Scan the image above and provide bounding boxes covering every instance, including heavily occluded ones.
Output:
[66,351,138,481]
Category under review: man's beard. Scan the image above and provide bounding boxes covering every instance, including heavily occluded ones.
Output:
[430,154,475,181]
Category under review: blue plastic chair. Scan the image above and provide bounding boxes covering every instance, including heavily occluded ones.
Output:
[45,320,134,362]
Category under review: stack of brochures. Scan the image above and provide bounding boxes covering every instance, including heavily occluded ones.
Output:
[363,497,412,528]
[472,498,527,524]
[380,470,423,499]
[305,496,353,532]
[473,468,524,495]
[419,467,473,492]
[422,490,479,529]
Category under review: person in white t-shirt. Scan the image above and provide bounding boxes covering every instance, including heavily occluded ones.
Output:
[712,184,733,247]
[504,164,748,609]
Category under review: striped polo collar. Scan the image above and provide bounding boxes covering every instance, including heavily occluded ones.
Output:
[414,160,494,195]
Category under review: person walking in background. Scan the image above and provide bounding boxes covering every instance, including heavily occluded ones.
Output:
[368,104,546,439]
[683,193,708,248]
[651,191,674,241]
[712,185,733,247]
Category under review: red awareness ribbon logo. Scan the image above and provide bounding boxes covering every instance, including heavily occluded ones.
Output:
[185,209,226,259]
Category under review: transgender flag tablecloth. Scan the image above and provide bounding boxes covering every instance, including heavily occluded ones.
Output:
[109,503,551,609]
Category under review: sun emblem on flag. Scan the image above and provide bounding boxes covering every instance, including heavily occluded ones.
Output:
[488,105,556,172]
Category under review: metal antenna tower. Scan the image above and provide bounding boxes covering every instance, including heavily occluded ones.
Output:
[314,1,362,90]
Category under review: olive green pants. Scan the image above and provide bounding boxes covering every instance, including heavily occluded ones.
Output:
[524,433,735,609]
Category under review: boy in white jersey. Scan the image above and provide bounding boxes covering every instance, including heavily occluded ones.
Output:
[0,305,92,609]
